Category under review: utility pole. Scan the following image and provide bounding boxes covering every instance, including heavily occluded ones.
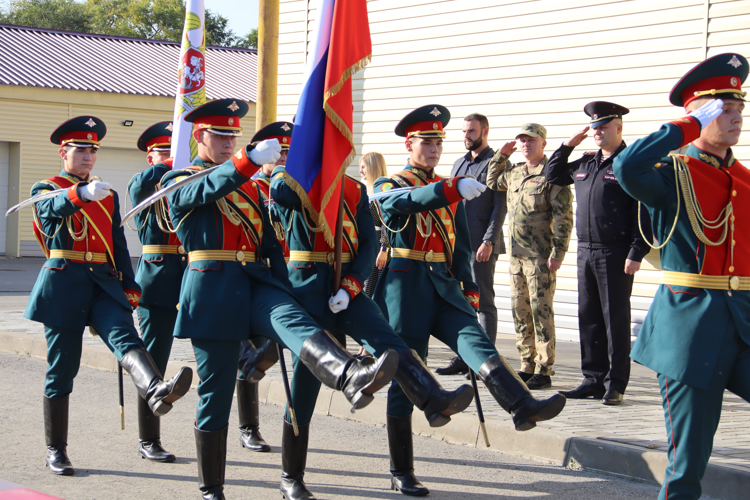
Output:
[256,0,279,131]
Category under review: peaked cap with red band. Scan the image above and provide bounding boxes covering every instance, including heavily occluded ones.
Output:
[670,53,748,107]
[395,105,450,138]
[51,116,107,149]
[137,121,173,152]
[252,121,293,150]
[185,98,249,137]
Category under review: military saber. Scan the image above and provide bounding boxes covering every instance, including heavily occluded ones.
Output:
[367,186,417,202]
[120,167,214,227]
[118,362,125,430]
[5,188,68,217]
[469,369,490,447]
[277,344,299,436]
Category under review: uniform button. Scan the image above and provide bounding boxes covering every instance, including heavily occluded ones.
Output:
[181,257,186,261]
[176,303,180,310]
[732,240,736,246]
[729,266,735,272]
[89,267,93,271]
[731,215,736,222]
[242,245,247,250]
[91,235,95,240]
[728,290,733,297]
[429,266,433,271]
[432,233,436,237]
[732,190,737,197]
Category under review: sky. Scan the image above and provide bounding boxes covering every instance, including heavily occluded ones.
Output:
[206,0,259,37]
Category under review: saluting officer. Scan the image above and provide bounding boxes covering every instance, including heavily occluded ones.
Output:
[26,117,192,476]
[160,99,398,500]
[546,103,652,405]
[373,105,567,496]
[271,145,474,500]
[614,53,750,500]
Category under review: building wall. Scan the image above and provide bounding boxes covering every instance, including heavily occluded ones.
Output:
[0,85,256,257]
[277,0,750,340]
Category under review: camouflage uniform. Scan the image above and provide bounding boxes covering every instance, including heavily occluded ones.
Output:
[487,153,574,376]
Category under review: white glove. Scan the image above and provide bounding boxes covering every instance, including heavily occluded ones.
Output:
[80,181,111,202]
[249,139,282,166]
[328,289,351,314]
[457,177,486,201]
[689,99,724,129]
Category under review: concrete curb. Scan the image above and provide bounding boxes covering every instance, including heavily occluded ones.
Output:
[1,330,746,500]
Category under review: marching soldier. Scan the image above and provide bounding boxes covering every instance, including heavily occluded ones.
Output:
[271,153,474,500]
[486,124,575,389]
[373,105,567,496]
[159,99,399,500]
[546,103,652,405]
[25,116,192,476]
[614,54,750,500]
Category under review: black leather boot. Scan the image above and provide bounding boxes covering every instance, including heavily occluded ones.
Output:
[299,330,398,411]
[236,378,271,452]
[239,339,280,383]
[43,395,74,476]
[120,347,193,417]
[387,415,429,496]
[195,425,228,500]
[280,421,314,500]
[395,349,474,428]
[478,355,566,431]
[137,394,176,462]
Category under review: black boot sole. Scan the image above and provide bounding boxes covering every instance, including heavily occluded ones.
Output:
[152,367,193,417]
[391,478,429,496]
[240,440,272,452]
[349,351,399,411]
[514,394,567,431]
[426,385,475,428]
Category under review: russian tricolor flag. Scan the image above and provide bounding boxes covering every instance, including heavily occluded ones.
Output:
[284,0,372,246]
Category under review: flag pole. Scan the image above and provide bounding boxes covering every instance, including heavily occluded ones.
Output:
[332,180,345,293]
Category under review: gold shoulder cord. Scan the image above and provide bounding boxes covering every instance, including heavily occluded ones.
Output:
[639,153,733,254]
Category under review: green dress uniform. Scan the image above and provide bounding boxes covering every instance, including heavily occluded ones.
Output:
[25,116,192,477]
[613,53,750,500]
[163,100,398,500]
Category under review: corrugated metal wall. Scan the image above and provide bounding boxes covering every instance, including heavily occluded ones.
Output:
[277,0,750,341]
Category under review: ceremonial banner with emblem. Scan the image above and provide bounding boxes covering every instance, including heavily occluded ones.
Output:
[170,0,207,167]
[284,0,372,246]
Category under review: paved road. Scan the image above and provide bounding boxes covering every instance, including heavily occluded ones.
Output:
[0,351,662,500]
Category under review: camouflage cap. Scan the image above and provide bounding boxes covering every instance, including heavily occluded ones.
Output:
[516,123,547,140]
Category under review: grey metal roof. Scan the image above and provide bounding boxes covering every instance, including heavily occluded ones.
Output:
[0,24,257,102]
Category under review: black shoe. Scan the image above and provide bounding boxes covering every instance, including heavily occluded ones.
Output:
[387,415,429,496]
[526,374,551,390]
[120,348,193,417]
[280,422,315,500]
[137,394,175,462]
[478,355,566,431]
[435,356,469,376]
[139,440,176,462]
[559,384,605,400]
[517,371,533,383]
[394,349,474,428]
[602,389,624,406]
[236,379,271,452]
[43,395,74,476]
[195,425,227,500]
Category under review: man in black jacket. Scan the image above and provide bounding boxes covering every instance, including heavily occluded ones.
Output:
[437,113,508,376]
[545,102,652,405]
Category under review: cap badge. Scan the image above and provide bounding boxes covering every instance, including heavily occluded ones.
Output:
[87,133,92,140]
[283,137,288,143]
[281,123,291,132]
[85,118,96,128]
[731,77,739,86]
[592,114,598,120]
[524,124,531,130]
[228,101,240,112]
[728,55,742,69]
[228,117,234,126]
[168,137,172,142]
[429,107,441,117]
[166,123,174,132]
[432,123,438,130]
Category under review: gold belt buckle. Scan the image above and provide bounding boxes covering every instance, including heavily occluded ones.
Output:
[327,252,335,265]
[236,250,245,262]
[84,251,93,262]
[177,245,186,255]
[425,250,434,262]
[729,276,740,290]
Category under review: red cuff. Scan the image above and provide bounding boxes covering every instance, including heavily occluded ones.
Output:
[340,276,363,300]
[464,290,480,309]
[124,289,141,309]
[67,183,87,207]
[669,116,702,148]
[232,146,261,179]
[443,177,464,204]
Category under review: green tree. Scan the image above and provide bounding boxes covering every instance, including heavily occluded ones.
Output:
[1,0,91,33]
[233,28,257,49]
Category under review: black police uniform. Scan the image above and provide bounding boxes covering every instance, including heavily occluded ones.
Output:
[546,122,652,397]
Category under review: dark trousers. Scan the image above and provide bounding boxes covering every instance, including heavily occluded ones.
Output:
[137,304,177,376]
[657,328,750,499]
[471,250,499,344]
[577,246,633,392]
[44,285,143,398]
